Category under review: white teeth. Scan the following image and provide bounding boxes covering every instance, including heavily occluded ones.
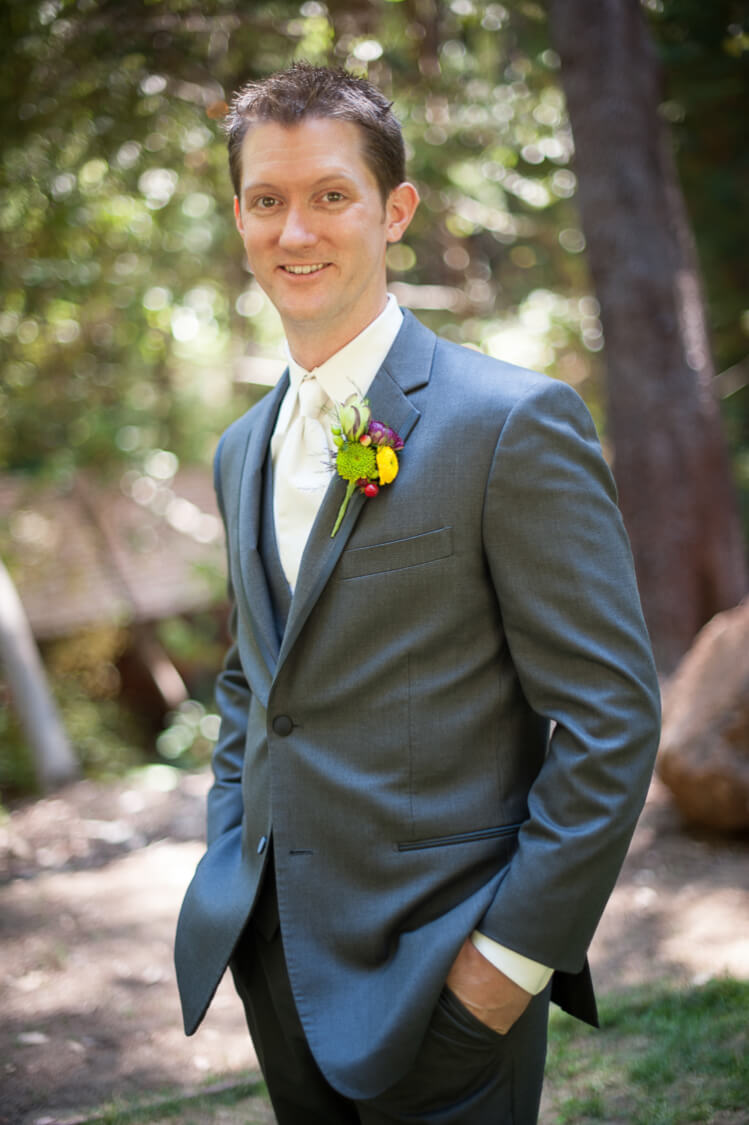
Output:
[284,264,326,275]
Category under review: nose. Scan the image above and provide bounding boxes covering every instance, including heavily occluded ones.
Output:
[278,205,316,251]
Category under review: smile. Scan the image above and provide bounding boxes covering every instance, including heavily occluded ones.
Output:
[281,263,328,275]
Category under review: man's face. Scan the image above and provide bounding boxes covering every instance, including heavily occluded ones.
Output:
[234,117,417,365]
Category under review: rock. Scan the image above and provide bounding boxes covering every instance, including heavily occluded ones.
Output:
[657,599,749,831]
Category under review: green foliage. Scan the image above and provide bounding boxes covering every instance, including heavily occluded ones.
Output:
[0,0,746,697]
[648,0,749,373]
[68,1078,268,1125]
[0,694,38,796]
[646,0,749,540]
[0,626,149,797]
[19,979,749,1124]
[57,689,149,777]
[156,698,220,768]
[0,668,146,798]
[0,619,222,798]
[2,0,745,484]
[546,978,749,1123]
[0,0,296,480]
[157,609,226,698]
[0,0,610,488]
[1,1,745,484]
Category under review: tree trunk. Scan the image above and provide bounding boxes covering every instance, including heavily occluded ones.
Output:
[549,0,747,674]
[0,558,79,790]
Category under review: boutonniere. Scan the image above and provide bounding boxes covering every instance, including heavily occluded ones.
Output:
[330,394,404,537]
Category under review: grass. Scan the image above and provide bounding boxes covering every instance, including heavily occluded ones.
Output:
[57,979,749,1125]
[63,1079,273,1125]
[544,977,749,1124]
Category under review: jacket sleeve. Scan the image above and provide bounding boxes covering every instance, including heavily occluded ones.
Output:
[205,436,252,848]
[477,377,661,972]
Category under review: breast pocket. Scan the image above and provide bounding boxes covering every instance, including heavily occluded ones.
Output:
[339,526,453,580]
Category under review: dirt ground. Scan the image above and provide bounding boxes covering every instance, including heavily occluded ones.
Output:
[1,767,748,1125]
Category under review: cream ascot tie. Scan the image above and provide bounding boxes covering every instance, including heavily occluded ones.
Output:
[273,373,332,589]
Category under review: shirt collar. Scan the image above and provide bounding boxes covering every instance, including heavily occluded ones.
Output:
[285,295,403,407]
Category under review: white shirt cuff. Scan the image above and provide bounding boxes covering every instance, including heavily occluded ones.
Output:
[471,930,553,995]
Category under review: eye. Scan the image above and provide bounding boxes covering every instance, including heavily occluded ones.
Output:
[322,190,345,203]
[253,195,279,210]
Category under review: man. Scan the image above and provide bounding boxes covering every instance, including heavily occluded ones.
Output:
[175,63,660,1124]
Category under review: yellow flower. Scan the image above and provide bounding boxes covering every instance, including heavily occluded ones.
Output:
[376,446,399,485]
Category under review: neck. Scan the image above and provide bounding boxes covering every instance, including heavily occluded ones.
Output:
[284,298,389,371]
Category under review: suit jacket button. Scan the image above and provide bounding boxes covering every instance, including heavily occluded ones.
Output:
[272,715,294,737]
[257,835,268,855]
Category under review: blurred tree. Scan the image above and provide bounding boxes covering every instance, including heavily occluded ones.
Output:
[549,0,747,673]
[0,558,79,789]
[0,0,745,677]
[367,0,602,399]
[647,0,749,560]
[0,0,602,489]
[0,0,299,482]
[647,0,749,373]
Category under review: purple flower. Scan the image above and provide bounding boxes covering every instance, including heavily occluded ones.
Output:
[367,419,404,451]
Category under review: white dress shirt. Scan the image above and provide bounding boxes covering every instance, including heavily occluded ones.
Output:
[270,295,403,586]
[270,295,552,997]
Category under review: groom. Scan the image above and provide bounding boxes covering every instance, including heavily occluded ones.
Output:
[175,63,660,1124]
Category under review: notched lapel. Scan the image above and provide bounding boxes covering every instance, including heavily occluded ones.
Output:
[277,314,436,672]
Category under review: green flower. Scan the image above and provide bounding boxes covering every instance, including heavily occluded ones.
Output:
[334,396,371,444]
[336,442,377,483]
[329,393,404,538]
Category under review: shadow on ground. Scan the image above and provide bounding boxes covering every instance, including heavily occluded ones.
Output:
[1,771,747,1125]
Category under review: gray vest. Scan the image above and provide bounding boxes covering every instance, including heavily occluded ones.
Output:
[258,448,292,644]
[253,448,291,938]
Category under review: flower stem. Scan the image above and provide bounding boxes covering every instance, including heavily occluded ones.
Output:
[331,480,358,537]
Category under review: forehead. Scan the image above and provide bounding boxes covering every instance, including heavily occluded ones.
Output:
[238,117,374,192]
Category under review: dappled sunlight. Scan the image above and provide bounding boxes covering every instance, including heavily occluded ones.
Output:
[1,820,258,1119]
[590,778,749,991]
[660,893,749,981]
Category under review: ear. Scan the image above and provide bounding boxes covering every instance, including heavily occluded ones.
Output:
[385,182,420,244]
[234,195,244,235]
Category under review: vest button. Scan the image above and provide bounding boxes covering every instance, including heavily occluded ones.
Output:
[272,715,294,737]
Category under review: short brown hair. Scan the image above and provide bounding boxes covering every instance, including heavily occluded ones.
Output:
[225,63,406,204]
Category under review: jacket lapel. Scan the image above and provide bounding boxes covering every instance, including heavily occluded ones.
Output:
[235,373,289,678]
[276,312,436,673]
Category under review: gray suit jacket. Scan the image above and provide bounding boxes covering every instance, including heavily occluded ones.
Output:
[174,311,660,1099]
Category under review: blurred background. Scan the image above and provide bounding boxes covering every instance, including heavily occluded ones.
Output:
[1,0,747,801]
[2,5,749,1123]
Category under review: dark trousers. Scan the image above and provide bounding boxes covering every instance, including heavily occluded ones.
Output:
[231,869,550,1125]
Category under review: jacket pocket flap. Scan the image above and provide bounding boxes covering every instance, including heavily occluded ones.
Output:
[397,823,523,851]
[340,526,453,579]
